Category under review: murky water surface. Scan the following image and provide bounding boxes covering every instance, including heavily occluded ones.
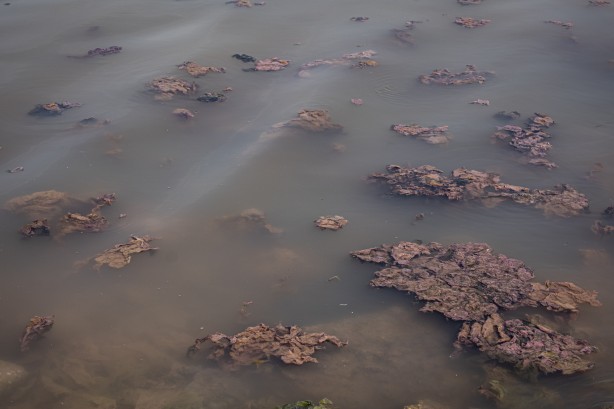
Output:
[1,0,614,408]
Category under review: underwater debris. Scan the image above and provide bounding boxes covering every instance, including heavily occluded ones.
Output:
[392,21,421,45]
[6,166,24,173]
[148,76,198,100]
[390,124,450,144]
[350,16,369,22]
[589,0,610,5]
[69,46,122,58]
[226,0,252,6]
[298,50,377,77]
[545,20,574,30]
[20,315,54,352]
[494,111,521,120]
[492,113,556,168]
[172,108,195,119]
[350,98,363,105]
[28,101,81,116]
[419,65,493,85]
[277,398,336,409]
[58,208,108,236]
[369,165,589,216]
[281,109,343,133]
[232,53,256,63]
[455,17,491,28]
[314,215,348,230]
[177,61,225,77]
[92,235,158,270]
[56,193,116,237]
[592,220,614,235]
[219,208,283,234]
[455,313,596,375]
[197,92,227,103]
[186,323,347,367]
[351,241,600,322]
[458,0,482,4]
[470,99,490,106]
[20,219,50,237]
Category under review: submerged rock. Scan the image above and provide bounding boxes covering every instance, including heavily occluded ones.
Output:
[314,215,348,230]
[91,235,158,270]
[492,113,557,168]
[186,323,347,367]
[172,108,195,119]
[0,360,27,396]
[369,165,589,217]
[20,219,51,237]
[545,20,573,30]
[455,17,491,28]
[478,365,562,408]
[592,220,614,235]
[232,53,256,63]
[20,315,54,352]
[392,21,421,45]
[390,124,450,144]
[419,65,494,85]
[456,313,596,375]
[219,208,283,234]
[69,46,122,58]
[351,241,600,322]
[494,111,521,120]
[197,92,227,103]
[28,101,81,116]
[281,109,343,133]
[177,61,225,77]
[4,190,77,219]
[277,398,335,409]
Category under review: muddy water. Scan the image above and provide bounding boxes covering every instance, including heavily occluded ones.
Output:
[1,0,614,408]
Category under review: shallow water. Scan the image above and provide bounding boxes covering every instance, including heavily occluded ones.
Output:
[1,0,614,408]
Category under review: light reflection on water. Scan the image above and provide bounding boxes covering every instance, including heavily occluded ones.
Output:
[1,0,614,408]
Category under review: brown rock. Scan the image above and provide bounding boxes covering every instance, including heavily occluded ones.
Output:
[314,215,348,230]
[186,323,347,367]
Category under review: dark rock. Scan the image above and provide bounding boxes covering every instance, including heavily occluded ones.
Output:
[20,219,50,237]
[197,92,227,103]
[232,53,256,63]
[20,315,54,352]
